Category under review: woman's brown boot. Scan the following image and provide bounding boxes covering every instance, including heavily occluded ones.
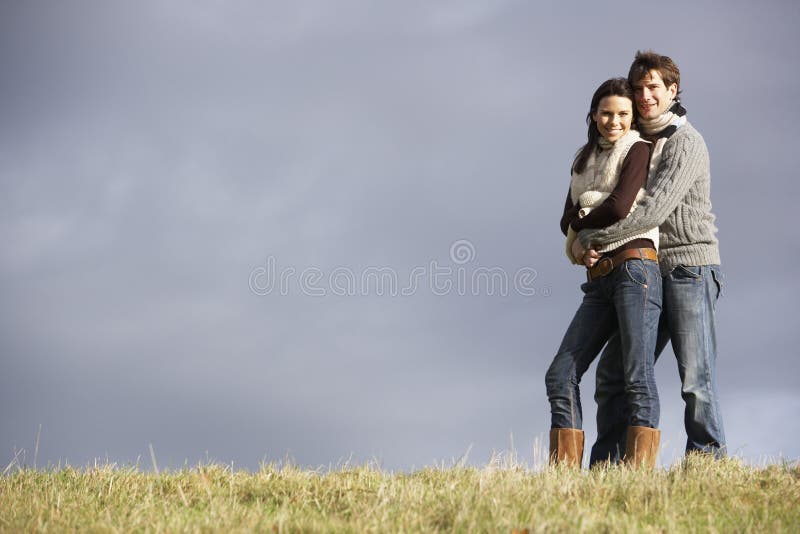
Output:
[623,426,661,468]
[549,428,585,467]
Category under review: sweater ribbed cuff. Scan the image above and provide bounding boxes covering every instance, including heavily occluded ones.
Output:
[597,227,660,253]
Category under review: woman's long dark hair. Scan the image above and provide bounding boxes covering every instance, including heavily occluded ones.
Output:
[572,77,636,174]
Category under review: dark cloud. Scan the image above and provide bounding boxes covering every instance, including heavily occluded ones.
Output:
[2,0,798,470]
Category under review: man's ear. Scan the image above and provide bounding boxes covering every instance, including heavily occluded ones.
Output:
[668,83,678,99]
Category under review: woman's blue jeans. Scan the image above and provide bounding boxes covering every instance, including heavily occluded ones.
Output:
[589,264,726,465]
[546,258,662,430]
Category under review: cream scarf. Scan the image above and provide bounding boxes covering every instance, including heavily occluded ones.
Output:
[639,101,680,136]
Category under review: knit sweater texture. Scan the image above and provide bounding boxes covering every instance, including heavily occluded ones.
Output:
[565,131,657,263]
[578,121,721,275]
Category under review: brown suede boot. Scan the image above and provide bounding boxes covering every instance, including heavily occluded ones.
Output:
[623,426,661,469]
[549,428,584,467]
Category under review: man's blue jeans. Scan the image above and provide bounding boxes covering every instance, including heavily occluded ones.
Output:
[546,258,662,430]
[589,264,726,465]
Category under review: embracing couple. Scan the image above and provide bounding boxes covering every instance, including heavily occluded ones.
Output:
[546,51,725,469]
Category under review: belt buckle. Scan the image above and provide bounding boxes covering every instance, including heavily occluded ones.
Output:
[594,256,614,280]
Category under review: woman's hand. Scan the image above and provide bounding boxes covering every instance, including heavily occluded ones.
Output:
[571,239,601,268]
[583,248,601,268]
[571,239,586,264]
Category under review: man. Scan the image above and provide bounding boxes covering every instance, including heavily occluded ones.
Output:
[574,50,726,465]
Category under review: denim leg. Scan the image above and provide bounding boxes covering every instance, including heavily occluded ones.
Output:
[546,278,616,429]
[662,264,726,456]
[590,296,671,466]
[589,260,666,465]
[590,332,627,465]
[612,259,662,428]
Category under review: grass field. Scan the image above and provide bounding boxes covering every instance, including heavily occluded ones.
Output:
[1,454,798,532]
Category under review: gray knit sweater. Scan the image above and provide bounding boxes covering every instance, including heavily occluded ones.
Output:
[578,121,721,275]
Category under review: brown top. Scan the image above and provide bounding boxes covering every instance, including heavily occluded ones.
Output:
[560,141,654,255]
[560,141,651,234]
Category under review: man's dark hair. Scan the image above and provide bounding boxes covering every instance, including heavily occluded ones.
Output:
[628,50,681,97]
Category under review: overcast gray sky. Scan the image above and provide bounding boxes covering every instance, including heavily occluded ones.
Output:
[2,0,799,471]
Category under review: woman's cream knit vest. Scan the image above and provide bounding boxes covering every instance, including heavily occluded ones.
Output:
[566,130,659,261]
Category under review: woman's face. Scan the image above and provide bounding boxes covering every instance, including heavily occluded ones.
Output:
[592,95,633,143]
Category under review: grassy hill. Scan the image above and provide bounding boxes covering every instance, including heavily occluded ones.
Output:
[1,455,798,532]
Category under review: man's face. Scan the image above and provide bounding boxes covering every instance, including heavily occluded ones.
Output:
[633,69,678,120]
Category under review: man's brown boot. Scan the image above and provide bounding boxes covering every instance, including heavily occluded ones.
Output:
[549,428,584,467]
[623,426,661,468]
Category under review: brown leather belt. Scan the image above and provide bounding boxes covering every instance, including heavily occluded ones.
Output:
[587,247,658,281]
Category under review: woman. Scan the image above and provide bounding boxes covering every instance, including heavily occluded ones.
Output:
[545,78,662,468]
